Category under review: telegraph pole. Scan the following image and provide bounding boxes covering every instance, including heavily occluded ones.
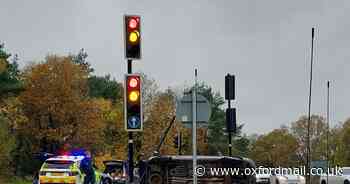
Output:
[326,81,330,184]
[192,69,198,184]
[306,27,315,184]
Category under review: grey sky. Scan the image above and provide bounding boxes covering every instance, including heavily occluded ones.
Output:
[1,0,349,134]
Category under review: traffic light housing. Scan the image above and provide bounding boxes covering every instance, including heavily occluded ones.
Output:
[225,74,235,100]
[124,15,141,59]
[125,74,142,131]
[226,108,236,133]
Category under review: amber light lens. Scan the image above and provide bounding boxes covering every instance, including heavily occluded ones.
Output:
[129,91,139,102]
[129,31,139,43]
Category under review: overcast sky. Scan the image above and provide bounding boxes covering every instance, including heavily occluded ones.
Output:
[1,0,349,135]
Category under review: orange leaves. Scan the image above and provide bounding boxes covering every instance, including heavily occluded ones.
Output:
[18,55,105,152]
[141,92,175,156]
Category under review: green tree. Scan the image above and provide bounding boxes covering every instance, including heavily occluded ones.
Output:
[250,128,299,167]
[87,75,123,103]
[233,135,251,156]
[0,44,22,99]
[191,83,244,156]
[333,119,350,166]
[0,97,36,176]
[0,115,16,174]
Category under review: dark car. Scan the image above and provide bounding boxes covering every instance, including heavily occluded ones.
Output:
[100,160,127,184]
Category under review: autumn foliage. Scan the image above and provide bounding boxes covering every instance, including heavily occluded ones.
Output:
[141,91,178,157]
[19,56,106,152]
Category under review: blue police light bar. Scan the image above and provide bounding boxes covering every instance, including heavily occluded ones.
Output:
[70,149,87,157]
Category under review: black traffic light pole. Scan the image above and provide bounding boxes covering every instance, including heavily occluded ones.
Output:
[228,100,232,157]
[127,59,134,183]
[225,74,235,157]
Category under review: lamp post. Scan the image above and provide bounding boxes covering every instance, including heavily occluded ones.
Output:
[306,27,315,184]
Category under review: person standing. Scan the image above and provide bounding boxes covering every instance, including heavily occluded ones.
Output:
[80,151,96,184]
[137,153,147,184]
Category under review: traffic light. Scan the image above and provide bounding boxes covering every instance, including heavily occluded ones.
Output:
[225,74,235,100]
[226,108,236,132]
[125,74,142,131]
[124,15,141,59]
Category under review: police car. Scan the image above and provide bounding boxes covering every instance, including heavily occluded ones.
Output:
[38,155,100,184]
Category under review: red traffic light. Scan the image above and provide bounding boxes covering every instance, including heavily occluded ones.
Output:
[128,17,139,29]
[127,76,140,89]
[129,77,138,88]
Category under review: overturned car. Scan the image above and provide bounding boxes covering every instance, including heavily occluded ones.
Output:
[141,155,256,184]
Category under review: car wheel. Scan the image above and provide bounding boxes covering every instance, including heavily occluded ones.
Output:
[344,180,350,184]
[276,179,279,184]
[149,172,162,184]
[321,180,326,184]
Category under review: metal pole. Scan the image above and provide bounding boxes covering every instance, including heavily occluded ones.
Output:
[193,69,198,184]
[179,131,182,155]
[307,27,315,184]
[326,81,330,184]
[127,59,134,183]
[228,100,232,157]
[177,129,181,155]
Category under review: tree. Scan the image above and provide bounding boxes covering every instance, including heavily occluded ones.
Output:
[0,115,16,174]
[0,97,36,176]
[98,98,128,160]
[19,55,106,154]
[87,75,123,103]
[0,44,22,99]
[233,135,251,156]
[290,115,327,165]
[249,128,299,167]
[333,118,350,166]
[71,48,94,74]
[0,43,11,74]
[140,73,160,120]
[189,82,244,156]
[140,89,179,157]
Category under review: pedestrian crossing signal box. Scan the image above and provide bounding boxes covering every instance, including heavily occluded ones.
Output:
[125,74,143,131]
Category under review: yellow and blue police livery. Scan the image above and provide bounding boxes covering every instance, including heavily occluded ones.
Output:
[38,155,100,184]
